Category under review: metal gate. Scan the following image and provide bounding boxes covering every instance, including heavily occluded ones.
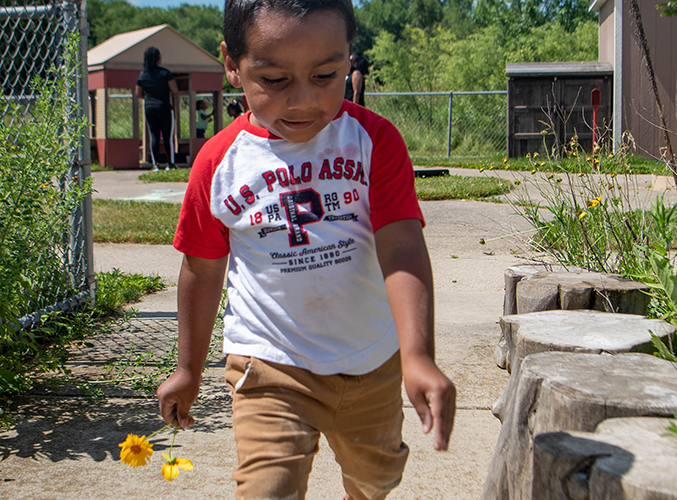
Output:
[0,0,93,330]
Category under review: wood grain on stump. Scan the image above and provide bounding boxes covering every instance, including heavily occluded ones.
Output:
[533,417,677,499]
[494,309,673,372]
[482,352,677,500]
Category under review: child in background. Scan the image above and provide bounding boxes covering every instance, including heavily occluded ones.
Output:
[226,99,243,118]
[157,1,456,498]
[195,100,213,138]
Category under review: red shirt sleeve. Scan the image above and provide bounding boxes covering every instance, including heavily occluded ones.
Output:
[362,108,424,232]
[172,120,247,259]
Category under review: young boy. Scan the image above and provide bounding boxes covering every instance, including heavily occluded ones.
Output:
[157,1,456,498]
[195,100,214,138]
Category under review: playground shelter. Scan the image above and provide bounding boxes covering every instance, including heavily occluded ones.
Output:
[87,24,224,169]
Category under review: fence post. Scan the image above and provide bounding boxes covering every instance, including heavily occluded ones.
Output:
[78,0,95,302]
[447,92,453,157]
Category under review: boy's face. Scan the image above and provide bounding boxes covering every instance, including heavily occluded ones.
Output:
[222,9,350,143]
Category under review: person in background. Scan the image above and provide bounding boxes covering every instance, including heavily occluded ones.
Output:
[196,100,214,138]
[136,47,178,172]
[344,50,368,106]
[227,99,244,118]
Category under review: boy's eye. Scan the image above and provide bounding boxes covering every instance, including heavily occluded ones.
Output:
[261,76,287,86]
[315,72,337,80]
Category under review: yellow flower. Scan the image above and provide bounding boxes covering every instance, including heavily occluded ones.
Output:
[578,210,588,220]
[119,434,154,467]
[161,454,193,481]
[587,196,601,207]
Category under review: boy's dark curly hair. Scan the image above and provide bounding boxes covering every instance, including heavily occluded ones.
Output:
[223,0,356,63]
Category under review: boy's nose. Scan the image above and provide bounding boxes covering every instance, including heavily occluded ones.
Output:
[286,82,318,110]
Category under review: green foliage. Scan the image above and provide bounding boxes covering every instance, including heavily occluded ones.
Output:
[0,268,165,397]
[95,269,165,316]
[369,20,598,93]
[657,0,677,17]
[88,0,224,57]
[644,254,677,362]
[512,133,677,362]
[512,137,664,275]
[473,0,596,37]
[0,35,91,393]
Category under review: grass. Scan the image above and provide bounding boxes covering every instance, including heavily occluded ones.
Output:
[91,160,113,172]
[138,168,191,183]
[412,153,667,174]
[415,175,511,201]
[133,152,666,185]
[93,199,181,245]
[92,176,511,244]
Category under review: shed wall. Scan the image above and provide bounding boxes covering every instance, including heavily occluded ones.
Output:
[622,0,677,160]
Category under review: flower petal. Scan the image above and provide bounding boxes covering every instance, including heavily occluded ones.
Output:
[161,463,175,481]
[176,458,194,471]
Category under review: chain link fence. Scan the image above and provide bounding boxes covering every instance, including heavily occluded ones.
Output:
[222,91,508,159]
[1,0,93,330]
[365,91,507,160]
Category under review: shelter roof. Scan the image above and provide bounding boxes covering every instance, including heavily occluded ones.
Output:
[87,24,223,74]
[506,62,613,77]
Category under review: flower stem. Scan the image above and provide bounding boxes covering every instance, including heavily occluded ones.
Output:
[147,423,173,440]
[168,425,178,458]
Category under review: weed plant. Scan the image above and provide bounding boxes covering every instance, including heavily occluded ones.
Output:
[0,269,164,423]
[96,269,164,316]
[0,36,91,394]
[511,134,677,357]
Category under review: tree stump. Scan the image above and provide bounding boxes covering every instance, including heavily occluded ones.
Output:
[504,264,582,316]
[533,417,677,499]
[516,272,649,316]
[494,310,673,372]
[482,352,677,500]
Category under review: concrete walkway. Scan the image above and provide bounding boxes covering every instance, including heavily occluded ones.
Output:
[0,168,671,499]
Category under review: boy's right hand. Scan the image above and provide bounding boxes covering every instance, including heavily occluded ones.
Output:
[157,367,201,427]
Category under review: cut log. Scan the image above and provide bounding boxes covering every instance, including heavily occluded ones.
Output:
[516,272,649,315]
[496,310,673,373]
[482,352,677,500]
[503,264,582,316]
[533,417,677,499]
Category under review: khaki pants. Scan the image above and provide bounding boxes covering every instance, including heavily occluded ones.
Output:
[225,352,409,500]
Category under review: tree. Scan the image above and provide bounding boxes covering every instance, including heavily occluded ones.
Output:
[87,0,223,57]
[657,0,677,16]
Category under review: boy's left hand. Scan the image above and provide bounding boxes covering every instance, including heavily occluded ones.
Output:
[402,354,456,451]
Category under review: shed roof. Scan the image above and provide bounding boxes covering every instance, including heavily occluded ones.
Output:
[87,24,224,74]
[506,62,613,77]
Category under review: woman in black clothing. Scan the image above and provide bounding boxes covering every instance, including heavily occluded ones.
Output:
[136,47,179,171]
[344,51,368,107]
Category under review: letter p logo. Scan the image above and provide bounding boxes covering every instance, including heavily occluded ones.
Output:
[280,189,324,246]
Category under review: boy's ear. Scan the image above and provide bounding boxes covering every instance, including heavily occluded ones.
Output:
[222,42,242,89]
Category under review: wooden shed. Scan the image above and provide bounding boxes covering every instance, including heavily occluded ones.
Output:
[506,62,613,158]
[87,24,225,169]
[591,0,677,160]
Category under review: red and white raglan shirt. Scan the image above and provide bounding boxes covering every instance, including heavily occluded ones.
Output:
[174,101,423,375]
